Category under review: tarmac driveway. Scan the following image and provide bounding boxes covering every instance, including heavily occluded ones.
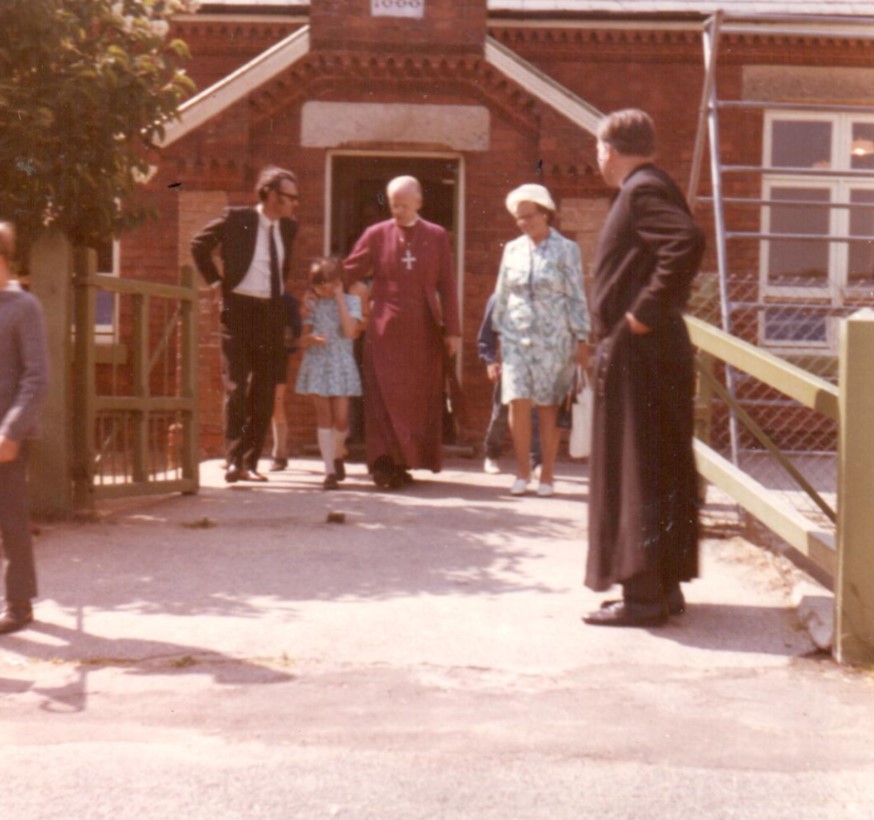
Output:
[0,458,872,819]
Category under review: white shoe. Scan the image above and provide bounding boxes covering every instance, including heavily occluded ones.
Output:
[537,482,555,497]
[483,457,500,475]
[510,477,530,496]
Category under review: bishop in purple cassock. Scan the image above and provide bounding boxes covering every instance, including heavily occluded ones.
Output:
[344,176,461,488]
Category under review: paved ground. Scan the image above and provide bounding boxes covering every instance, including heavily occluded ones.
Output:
[1,457,872,819]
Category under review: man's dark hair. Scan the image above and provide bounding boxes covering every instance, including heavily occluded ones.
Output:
[598,109,656,157]
[0,222,16,262]
[255,166,298,201]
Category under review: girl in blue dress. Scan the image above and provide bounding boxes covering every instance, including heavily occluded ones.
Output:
[295,258,363,489]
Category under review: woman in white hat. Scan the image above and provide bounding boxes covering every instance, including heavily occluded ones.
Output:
[492,184,590,497]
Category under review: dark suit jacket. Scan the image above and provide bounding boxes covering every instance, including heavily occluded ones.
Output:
[589,163,705,342]
[190,206,298,297]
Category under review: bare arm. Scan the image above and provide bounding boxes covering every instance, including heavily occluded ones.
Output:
[334,283,361,340]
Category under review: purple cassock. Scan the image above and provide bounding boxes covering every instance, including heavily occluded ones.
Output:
[344,217,460,473]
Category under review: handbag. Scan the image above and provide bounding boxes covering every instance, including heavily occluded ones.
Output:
[569,367,593,459]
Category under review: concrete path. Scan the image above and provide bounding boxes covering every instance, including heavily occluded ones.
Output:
[1,458,872,819]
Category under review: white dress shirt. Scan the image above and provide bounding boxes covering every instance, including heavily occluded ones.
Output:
[233,205,285,299]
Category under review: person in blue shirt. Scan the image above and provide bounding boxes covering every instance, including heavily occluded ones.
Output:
[0,222,49,634]
[477,292,541,477]
[269,290,302,471]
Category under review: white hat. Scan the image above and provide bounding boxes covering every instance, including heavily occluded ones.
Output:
[505,183,556,216]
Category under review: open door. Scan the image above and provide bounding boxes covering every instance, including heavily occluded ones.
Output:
[329,154,459,256]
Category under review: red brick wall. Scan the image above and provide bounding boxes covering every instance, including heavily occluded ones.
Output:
[131,15,871,461]
[311,0,486,55]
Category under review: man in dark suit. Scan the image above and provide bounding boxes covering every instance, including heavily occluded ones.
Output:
[583,109,706,628]
[191,166,300,483]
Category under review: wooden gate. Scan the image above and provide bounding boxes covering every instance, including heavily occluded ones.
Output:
[72,264,199,506]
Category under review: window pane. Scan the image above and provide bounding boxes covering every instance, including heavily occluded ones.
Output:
[764,307,827,344]
[771,120,832,169]
[766,188,830,287]
[95,239,114,274]
[851,122,874,171]
[95,291,116,328]
[848,189,874,289]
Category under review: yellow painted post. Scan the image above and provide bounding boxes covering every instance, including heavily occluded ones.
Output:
[132,293,149,484]
[835,308,874,665]
[28,232,74,518]
[180,267,200,492]
[72,250,97,511]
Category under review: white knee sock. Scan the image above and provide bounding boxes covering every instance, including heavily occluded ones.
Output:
[317,428,334,475]
[333,428,347,462]
[272,419,288,460]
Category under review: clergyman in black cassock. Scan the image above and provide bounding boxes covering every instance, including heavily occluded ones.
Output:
[584,109,706,628]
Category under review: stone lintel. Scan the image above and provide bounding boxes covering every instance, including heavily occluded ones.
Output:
[301,102,490,151]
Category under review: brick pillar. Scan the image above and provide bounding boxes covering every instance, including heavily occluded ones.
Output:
[310,0,487,56]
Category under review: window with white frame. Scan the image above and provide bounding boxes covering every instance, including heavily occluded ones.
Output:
[94,238,119,339]
[760,111,874,349]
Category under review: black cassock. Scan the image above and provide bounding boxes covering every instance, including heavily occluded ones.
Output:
[586,163,706,593]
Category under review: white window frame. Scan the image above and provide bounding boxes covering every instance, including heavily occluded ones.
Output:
[760,110,874,351]
[94,238,120,341]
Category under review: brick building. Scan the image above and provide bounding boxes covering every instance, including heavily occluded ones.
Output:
[108,0,873,458]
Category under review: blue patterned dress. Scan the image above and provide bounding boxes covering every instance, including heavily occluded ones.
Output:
[295,295,363,397]
[492,228,590,405]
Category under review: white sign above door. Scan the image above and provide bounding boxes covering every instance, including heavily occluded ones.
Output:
[371,0,425,20]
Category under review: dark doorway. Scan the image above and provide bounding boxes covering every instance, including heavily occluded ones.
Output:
[330,154,462,449]
[330,154,459,256]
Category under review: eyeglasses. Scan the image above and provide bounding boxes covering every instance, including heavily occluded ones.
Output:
[276,190,300,202]
[311,274,327,286]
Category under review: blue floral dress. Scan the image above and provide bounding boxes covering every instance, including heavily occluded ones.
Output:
[295,295,363,397]
[492,228,590,405]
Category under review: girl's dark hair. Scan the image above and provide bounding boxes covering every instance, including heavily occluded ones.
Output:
[308,256,343,286]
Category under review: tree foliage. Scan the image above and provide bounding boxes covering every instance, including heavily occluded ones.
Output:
[0,0,198,252]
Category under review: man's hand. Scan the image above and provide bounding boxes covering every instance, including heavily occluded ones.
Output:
[0,435,20,464]
[444,335,460,358]
[486,362,501,383]
[625,312,652,335]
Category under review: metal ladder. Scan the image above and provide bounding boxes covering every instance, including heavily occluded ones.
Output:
[686,10,874,467]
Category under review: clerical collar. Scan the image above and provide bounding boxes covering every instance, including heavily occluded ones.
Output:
[396,218,419,229]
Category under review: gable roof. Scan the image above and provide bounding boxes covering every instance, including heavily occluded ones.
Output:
[160,26,604,147]
[196,1,874,16]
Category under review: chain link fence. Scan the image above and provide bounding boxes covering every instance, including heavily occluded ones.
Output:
[689,271,845,532]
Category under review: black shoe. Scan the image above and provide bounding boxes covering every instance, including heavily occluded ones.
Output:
[225,465,242,483]
[582,601,667,628]
[334,459,346,482]
[600,597,686,617]
[269,458,288,472]
[242,469,269,482]
[0,602,33,635]
[323,474,339,491]
[372,456,398,489]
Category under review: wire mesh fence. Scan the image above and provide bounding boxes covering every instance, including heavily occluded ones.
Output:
[689,272,844,532]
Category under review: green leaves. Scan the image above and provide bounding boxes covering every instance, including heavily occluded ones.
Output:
[0,0,197,254]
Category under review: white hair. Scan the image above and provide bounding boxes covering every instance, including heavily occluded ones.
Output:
[386,176,422,198]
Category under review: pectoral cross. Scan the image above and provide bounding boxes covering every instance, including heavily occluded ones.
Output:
[401,247,417,271]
